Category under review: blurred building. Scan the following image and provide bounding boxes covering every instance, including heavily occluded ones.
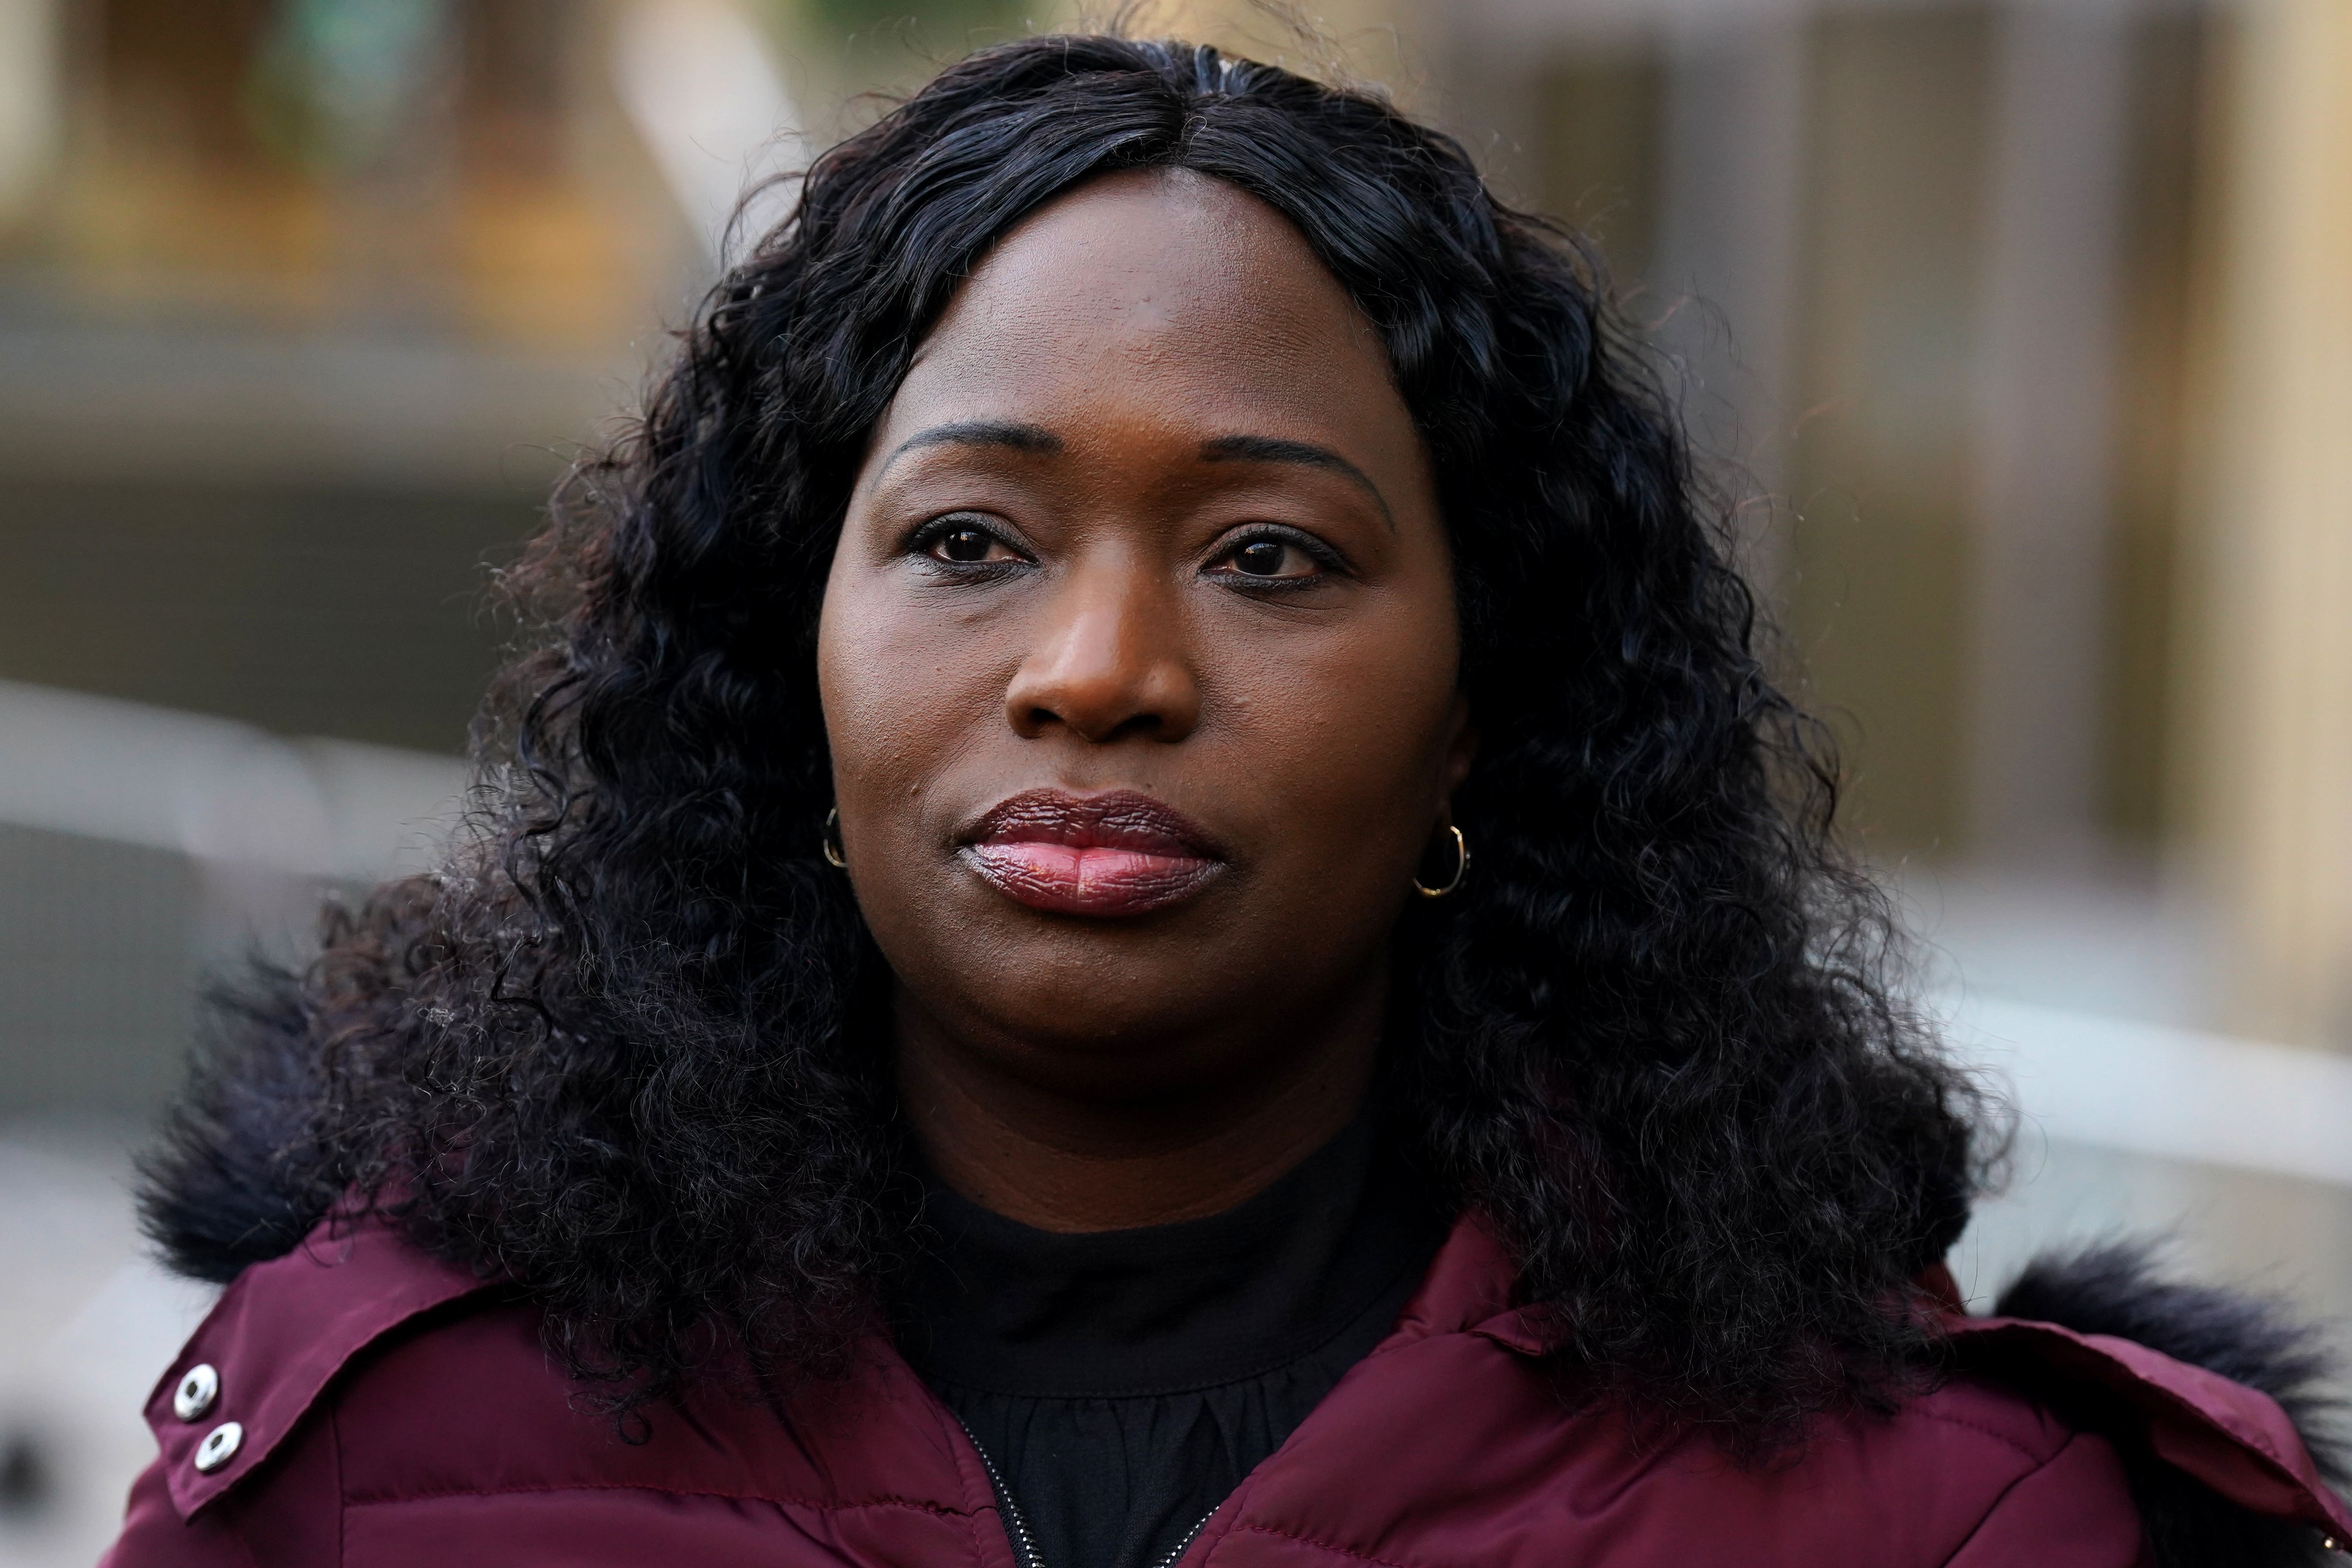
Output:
[0,0,673,1127]
[1416,0,2352,1055]
[0,0,2348,1559]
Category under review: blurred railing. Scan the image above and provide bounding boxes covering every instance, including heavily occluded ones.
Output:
[1945,994,2352,1187]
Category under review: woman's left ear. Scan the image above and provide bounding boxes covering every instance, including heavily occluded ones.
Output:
[1441,693,1478,795]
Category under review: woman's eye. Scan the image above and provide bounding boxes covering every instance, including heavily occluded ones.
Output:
[920,518,1021,566]
[1215,532,1325,582]
[1233,539,1291,576]
[937,527,996,563]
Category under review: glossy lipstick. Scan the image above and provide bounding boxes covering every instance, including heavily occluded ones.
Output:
[961,789,1223,917]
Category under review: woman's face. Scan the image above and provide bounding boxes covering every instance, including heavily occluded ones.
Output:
[819,168,1471,1107]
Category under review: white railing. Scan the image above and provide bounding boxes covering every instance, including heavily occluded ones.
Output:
[0,678,466,882]
[1941,991,2352,1188]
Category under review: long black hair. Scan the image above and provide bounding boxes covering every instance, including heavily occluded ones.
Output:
[144,34,1984,1452]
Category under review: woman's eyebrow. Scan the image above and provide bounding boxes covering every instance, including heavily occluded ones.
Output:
[875,420,1061,480]
[1199,434,1392,529]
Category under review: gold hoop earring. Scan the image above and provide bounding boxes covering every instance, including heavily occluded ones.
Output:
[1412,823,1469,899]
[822,807,848,870]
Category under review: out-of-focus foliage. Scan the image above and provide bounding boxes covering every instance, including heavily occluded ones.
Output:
[242,0,456,174]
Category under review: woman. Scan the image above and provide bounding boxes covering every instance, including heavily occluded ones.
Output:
[109,34,2346,1568]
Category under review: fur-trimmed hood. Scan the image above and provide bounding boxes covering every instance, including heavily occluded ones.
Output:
[1989,1244,2348,1566]
[138,973,338,1284]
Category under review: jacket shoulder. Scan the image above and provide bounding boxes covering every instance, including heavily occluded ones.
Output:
[136,1214,494,1523]
[110,1216,1001,1568]
[1221,1304,2141,1565]
[1961,1242,2352,1566]
[1871,1375,2147,1565]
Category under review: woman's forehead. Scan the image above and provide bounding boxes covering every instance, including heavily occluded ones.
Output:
[918,174,1379,375]
[885,170,1407,460]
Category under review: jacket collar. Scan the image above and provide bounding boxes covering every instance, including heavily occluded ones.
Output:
[147,1206,2352,1541]
[1950,1312,2352,1539]
[145,1212,491,1518]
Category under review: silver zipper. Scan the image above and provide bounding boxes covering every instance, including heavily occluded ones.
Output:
[1148,1507,1218,1568]
[958,1421,1221,1568]
[960,1421,1045,1568]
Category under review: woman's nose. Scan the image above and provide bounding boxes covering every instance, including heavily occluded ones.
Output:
[1004,564,1201,744]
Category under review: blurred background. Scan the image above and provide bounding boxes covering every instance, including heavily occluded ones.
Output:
[1,0,2348,1559]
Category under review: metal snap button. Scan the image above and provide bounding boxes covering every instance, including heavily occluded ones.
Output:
[193,1421,243,1474]
[173,1363,220,1422]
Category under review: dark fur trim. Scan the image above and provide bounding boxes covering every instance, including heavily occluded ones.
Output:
[135,965,338,1284]
[1997,1242,2347,1566]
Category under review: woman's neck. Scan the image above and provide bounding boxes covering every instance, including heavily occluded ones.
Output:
[891,973,1384,1233]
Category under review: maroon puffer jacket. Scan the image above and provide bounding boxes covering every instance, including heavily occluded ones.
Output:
[105,1212,2351,1567]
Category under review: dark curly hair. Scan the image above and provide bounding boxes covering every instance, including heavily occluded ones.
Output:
[142,33,1985,1452]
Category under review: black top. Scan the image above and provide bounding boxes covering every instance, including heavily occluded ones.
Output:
[895,1112,1450,1568]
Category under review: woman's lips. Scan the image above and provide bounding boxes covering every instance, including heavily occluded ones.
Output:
[960,789,1224,917]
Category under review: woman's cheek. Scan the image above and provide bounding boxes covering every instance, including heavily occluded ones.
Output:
[824,581,948,771]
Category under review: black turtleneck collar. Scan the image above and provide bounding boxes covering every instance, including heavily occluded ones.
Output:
[898,1105,1442,1396]
[893,1106,1449,1568]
